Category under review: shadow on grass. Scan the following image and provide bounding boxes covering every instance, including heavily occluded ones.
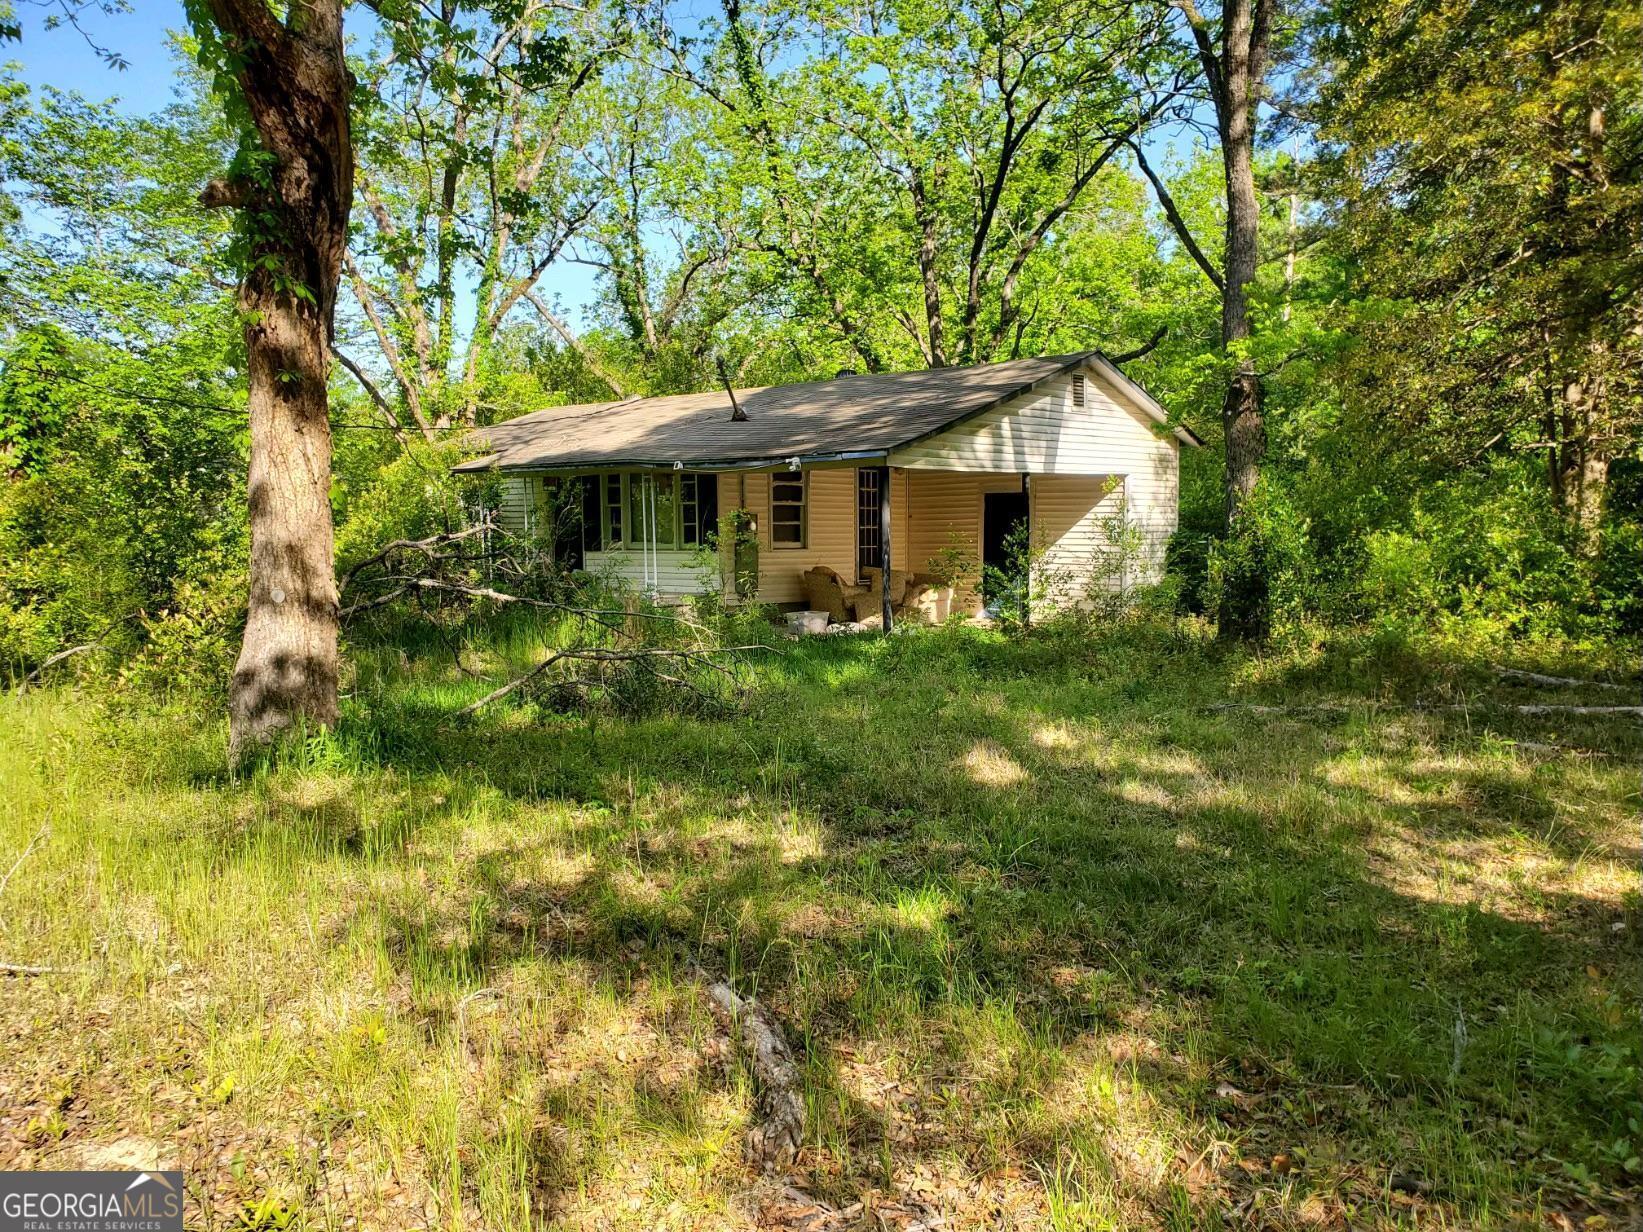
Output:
[286,623,1638,1223]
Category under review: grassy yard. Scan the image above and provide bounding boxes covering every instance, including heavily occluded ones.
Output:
[0,620,1637,1230]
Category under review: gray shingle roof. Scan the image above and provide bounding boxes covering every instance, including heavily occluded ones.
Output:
[453,350,1193,473]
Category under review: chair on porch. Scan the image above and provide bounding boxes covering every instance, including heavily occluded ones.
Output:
[800,566,867,623]
[855,568,955,625]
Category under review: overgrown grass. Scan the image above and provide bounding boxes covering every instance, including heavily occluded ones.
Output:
[1,617,1637,1230]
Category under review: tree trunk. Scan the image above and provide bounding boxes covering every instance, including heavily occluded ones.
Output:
[199,0,354,758]
[1556,374,1608,557]
[231,283,341,752]
[1212,0,1272,641]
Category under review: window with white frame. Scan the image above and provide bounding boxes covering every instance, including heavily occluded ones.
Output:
[598,473,720,549]
[769,472,806,547]
[601,474,624,547]
[680,472,718,545]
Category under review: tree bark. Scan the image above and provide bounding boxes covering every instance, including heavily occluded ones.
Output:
[200,0,354,758]
[1165,0,1274,640]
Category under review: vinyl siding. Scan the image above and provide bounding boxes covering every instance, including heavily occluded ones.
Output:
[494,473,540,534]
[1031,475,1129,605]
[731,468,861,603]
[485,360,1178,604]
[890,364,1178,582]
[582,549,718,596]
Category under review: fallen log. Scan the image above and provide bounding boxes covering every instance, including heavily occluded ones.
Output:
[1206,701,1643,718]
[1495,666,1633,693]
[0,962,72,977]
[706,980,805,1173]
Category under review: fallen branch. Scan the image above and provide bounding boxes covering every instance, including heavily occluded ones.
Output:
[456,644,766,716]
[0,824,47,906]
[0,962,72,977]
[338,522,494,595]
[706,980,805,1173]
[14,644,101,692]
[1495,666,1633,693]
[1207,701,1643,718]
[1503,704,1643,717]
[342,575,719,640]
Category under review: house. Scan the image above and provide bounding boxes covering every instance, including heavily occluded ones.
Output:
[454,350,1200,628]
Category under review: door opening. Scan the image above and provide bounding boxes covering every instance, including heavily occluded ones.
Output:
[981,489,1029,609]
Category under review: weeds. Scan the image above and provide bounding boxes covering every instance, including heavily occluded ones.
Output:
[0,617,1636,1229]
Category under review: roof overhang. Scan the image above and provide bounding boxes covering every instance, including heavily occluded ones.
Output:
[451,349,1201,474]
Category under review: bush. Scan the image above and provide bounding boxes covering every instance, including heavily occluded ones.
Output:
[1205,480,1313,636]
[1352,475,1603,642]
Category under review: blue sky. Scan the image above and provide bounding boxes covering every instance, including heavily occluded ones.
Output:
[12,0,189,113]
[8,0,606,331]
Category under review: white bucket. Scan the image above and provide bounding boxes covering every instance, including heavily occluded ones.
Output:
[787,609,829,635]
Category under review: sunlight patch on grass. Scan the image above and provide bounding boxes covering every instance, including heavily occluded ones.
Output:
[3,624,1639,1229]
[960,740,1028,788]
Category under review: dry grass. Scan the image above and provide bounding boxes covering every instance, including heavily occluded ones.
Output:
[0,619,1637,1230]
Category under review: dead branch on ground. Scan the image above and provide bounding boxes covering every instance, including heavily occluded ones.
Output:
[340,520,770,718]
[13,644,102,692]
[1207,701,1643,718]
[706,979,806,1172]
[1494,666,1633,693]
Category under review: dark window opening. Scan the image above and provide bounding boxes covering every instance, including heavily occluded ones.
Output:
[681,472,719,546]
[857,468,882,576]
[771,473,806,547]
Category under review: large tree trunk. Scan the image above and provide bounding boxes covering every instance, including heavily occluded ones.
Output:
[1210,0,1273,641]
[200,0,354,758]
[230,274,341,753]
[1555,374,1609,557]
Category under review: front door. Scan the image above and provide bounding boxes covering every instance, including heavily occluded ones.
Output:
[981,489,1029,606]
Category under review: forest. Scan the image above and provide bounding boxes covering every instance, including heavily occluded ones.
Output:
[0,0,1638,1227]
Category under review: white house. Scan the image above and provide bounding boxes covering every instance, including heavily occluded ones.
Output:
[455,350,1200,627]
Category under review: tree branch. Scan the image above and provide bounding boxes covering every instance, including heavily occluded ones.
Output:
[1128,140,1225,291]
[1109,325,1169,363]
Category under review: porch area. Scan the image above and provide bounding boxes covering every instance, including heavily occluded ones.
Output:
[504,463,1134,628]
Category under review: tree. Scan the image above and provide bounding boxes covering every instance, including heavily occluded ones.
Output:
[1307,0,1642,556]
[1130,0,1278,639]
[189,0,353,756]
[649,0,1189,375]
[569,59,745,393]
[0,76,246,678]
[337,0,618,437]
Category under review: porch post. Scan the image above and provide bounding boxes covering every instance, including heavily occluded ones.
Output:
[878,464,893,632]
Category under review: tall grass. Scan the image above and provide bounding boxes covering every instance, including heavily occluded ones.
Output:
[0,615,1636,1228]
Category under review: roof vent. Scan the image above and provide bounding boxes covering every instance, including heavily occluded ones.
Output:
[1071,374,1086,407]
[836,367,857,378]
[619,391,641,403]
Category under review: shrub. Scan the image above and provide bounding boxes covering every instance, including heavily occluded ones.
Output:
[1205,480,1312,636]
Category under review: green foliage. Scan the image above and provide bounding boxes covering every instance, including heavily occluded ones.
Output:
[1356,473,1607,642]
[1205,481,1311,640]
[332,441,474,575]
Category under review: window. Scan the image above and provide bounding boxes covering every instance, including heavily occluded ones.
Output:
[856,468,882,574]
[602,474,623,547]
[629,473,678,548]
[1071,374,1086,407]
[770,472,806,547]
[597,472,720,550]
[681,472,719,546]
